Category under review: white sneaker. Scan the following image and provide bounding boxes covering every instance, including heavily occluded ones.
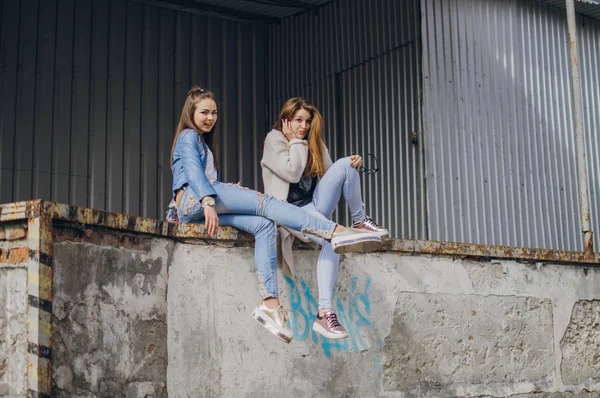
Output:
[251,302,294,344]
[330,228,382,254]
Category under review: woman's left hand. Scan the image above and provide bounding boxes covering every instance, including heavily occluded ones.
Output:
[203,206,219,236]
[281,119,297,141]
[349,154,363,168]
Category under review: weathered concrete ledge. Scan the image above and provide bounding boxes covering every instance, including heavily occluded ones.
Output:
[1,200,599,397]
[2,201,598,265]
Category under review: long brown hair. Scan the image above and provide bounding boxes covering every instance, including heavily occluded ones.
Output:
[272,97,326,177]
[170,86,219,169]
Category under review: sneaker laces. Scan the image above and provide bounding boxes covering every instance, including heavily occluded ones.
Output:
[365,216,384,228]
[353,216,382,229]
[324,311,342,328]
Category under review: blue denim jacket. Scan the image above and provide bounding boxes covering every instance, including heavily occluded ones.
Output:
[171,129,218,201]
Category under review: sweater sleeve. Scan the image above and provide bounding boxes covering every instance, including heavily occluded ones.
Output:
[323,143,334,173]
[261,130,309,183]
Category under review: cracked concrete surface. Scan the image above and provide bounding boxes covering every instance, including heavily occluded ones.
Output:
[3,225,600,397]
[167,249,600,397]
[560,300,600,386]
[52,238,172,398]
[0,268,27,397]
[382,293,554,393]
[168,245,388,397]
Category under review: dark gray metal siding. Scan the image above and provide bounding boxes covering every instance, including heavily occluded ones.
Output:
[0,0,267,219]
[267,0,426,239]
[174,0,331,19]
[422,0,600,250]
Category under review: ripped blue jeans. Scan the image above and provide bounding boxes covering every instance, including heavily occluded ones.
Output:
[177,181,337,299]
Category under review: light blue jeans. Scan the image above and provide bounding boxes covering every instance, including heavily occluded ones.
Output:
[301,158,366,310]
[177,181,337,299]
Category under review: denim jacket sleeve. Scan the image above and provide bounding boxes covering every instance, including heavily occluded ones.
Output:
[178,129,218,200]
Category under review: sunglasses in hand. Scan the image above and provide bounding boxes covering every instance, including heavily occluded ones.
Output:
[352,152,380,175]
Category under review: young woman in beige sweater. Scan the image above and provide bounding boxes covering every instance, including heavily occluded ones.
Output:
[261,97,388,340]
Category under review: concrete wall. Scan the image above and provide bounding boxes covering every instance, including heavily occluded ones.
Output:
[168,243,600,397]
[3,214,600,397]
[0,223,29,397]
[52,226,172,397]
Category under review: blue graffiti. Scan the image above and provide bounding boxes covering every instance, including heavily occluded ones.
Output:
[284,275,378,358]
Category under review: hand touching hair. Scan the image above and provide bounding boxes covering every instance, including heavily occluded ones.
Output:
[273,97,326,177]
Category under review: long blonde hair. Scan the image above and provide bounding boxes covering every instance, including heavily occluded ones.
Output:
[272,97,326,177]
[170,86,219,169]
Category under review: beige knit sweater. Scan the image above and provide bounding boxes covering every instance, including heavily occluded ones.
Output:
[261,129,333,276]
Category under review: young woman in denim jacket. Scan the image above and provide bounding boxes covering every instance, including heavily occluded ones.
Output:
[168,87,382,343]
[261,97,389,340]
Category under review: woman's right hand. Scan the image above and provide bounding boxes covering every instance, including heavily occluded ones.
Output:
[281,119,298,141]
[203,206,219,236]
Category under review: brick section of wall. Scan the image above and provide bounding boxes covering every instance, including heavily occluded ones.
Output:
[0,247,29,264]
[0,224,27,241]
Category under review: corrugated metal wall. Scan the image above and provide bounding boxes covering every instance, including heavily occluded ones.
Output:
[267,0,426,240]
[3,0,598,251]
[0,0,267,219]
[422,0,600,250]
[580,14,600,252]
